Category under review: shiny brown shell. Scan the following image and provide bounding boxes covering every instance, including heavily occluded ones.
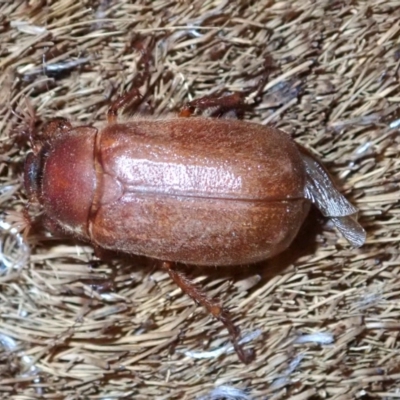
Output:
[25,116,365,266]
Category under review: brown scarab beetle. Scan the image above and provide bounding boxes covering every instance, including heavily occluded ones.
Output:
[24,88,365,364]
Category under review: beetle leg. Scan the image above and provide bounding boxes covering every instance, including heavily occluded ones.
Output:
[179,58,270,118]
[178,92,245,118]
[107,88,144,124]
[162,261,254,364]
[107,37,154,123]
[178,76,266,118]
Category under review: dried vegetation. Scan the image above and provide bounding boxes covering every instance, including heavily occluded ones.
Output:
[1,0,400,399]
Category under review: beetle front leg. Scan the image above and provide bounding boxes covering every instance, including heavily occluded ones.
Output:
[107,37,154,123]
[107,88,144,124]
[162,261,254,364]
[178,91,245,118]
[179,60,269,118]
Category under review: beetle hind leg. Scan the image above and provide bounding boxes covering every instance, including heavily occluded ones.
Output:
[162,261,254,364]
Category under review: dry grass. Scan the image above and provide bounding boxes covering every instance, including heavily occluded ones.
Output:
[1,0,400,399]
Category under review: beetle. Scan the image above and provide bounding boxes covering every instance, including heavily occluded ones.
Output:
[23,87,365,364]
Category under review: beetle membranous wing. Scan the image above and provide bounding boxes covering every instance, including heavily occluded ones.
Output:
[330,216,366,248]
[301,152,357,216]
[300,150,366,247]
